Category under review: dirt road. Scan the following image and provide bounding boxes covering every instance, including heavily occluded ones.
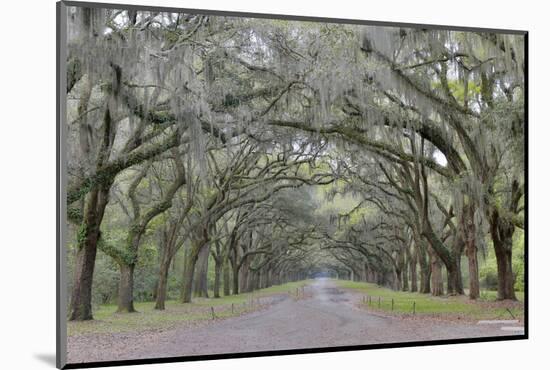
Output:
[67,279,520,364]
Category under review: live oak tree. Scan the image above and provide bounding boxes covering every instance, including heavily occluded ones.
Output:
[99,149,187,312]
[66,7,209,319]
[64,6,525,321]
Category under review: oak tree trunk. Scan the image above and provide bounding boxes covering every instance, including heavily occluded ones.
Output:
[430,254,444,296]
[410,257,418,292]
[181,242,202,303]
[69,185,110,321]
[69,229,98,321]
[418,248,431,294]
[239,261,250,293]
[452,237,465,295]
[117,263,136,313]
[193,244,210,298]
[490,211,517,301]
[231,255,239,295]
[154,254,171,310]
[223,258,231,296]
[463,204,480,299]
[402,255,409,291]
[394,269,402,291]
[213,257,222,298]
[494,240,516,300]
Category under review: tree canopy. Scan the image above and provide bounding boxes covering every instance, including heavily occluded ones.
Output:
[64,6,525,321]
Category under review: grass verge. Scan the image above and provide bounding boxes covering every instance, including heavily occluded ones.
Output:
[68,280,311,336]
[334,280,524,322]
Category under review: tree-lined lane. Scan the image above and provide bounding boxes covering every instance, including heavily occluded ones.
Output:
[68,279,516,363]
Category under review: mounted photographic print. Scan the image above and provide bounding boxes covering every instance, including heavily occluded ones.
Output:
[56,1,527,368]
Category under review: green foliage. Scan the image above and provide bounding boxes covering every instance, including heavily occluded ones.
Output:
[223,93,241,108]
[164,29,180,44]
[67,207,83,224]
[76,223,88,248]
[91,254,120,306]
[432,79,481,104]
[314,181,360,216]
[512,230,525,291]
[134,244,160,301]
[479,263,498,290]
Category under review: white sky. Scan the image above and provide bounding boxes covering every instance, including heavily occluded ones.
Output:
[433,149,448,166]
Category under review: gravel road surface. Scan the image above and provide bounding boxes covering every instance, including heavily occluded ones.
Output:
[67,279,519,364]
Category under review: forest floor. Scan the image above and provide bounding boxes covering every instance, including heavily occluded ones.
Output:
[67,279,524,364]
